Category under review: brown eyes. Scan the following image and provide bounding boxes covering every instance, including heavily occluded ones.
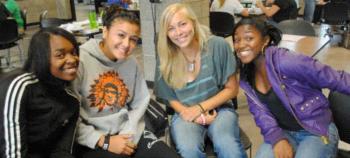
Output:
[130,37,139,44]
[233,37,254,43]
[117,33,139,45]
[54,50,78,59]
[118,33,125,38]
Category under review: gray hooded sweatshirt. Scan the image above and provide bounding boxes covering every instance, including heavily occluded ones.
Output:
[74,39,149,149]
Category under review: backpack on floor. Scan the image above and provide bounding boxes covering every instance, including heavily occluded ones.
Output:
[144,98,168,137]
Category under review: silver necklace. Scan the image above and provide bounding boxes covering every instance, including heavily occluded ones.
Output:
[187,60,195,72]
[183,52,198,73]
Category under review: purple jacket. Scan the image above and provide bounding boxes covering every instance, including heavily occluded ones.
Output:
[240,46,350,146]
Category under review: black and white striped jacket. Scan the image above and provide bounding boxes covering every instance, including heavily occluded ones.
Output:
[0,69,79,158]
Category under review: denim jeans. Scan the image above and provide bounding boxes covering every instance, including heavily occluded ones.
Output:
[170,107,247,158]
[304,0,316,22]
[255,123,339,158]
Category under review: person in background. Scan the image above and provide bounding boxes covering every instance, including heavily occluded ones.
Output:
[233,17,350,158]
[256,0,297,23]
[74,5,180,158]
[294,0,300,9]
[107,0,132,9]
[312,0,329,24]
[4,0,24,34]
[210,0,249,17]
[155,3,247,158]
[303,0,316,22]
[0,27,80,158]
[0,1,10,20]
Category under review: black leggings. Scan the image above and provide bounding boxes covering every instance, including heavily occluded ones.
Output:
[77,131,180,158]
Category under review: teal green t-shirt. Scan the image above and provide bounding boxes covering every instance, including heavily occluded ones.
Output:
[154,36,237,106]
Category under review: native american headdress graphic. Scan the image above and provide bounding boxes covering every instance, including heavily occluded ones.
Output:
[88,71,129,112]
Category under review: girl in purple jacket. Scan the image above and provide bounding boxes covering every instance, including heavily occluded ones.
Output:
[233,17,350,158]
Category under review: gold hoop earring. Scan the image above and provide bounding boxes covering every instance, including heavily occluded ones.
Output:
[261,45,266,56]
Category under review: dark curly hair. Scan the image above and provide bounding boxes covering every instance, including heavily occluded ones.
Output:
[232,17,282,86]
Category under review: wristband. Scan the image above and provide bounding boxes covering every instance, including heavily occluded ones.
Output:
[197,103,206,113]
[102,134,110,150]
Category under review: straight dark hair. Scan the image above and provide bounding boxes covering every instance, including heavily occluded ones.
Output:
[23,27,79,87]
[232,17,282,86]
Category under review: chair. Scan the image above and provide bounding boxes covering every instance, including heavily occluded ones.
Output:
[200,99,252,157]
[328,91,350,158]
[328,91,350,144]
[20,9,27,30]
[40,18,69,29]
[277,19,316,36]
[94,0,107,14]
[39,10,48,28]
[320,1,350,48]
[158,97,252,158]
[320,1,349,26]
[209,12,235,38]
[0,19,23,67]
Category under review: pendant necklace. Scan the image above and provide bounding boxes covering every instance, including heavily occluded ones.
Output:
[188,60,195,72]
[183,52,198,73]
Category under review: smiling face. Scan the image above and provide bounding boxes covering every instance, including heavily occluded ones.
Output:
[233,24,270,64]
[102,20,140,61]
[49,35,79,81]
[104,87,117,105]
[167,9,196,50]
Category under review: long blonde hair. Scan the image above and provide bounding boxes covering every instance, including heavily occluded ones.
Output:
[157,3,210,89]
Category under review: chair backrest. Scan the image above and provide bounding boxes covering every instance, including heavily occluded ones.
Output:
[40,10,48,21]
[328,91,350,144]
[39,10,48,28]
[277,19,316,36]
[209,12,235,38]
[321,1,349,25]
[0,19,19,45]
[40,18,68,29]
[20,9,27,30]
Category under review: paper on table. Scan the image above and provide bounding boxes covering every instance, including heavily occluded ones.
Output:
[282,34,306,42]
[60,23,84,32]
[74,20,90,26]
[339,140,350,150]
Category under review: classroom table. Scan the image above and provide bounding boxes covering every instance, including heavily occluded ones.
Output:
[277,34,350,74]
[60,9,139,39]
[60,19,102,39]
[279,34,331,57]
[315,46,350,71]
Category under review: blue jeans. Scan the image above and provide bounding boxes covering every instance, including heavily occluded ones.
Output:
[304,0,316,22]
[256,123,339,158]
[170,107,247,158]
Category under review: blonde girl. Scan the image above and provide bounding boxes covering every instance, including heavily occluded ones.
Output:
[155,3,247,158]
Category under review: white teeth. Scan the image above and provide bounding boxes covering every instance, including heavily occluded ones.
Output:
[177,35,187,42]
[239,51,250,57]
[178,38,185,42]
[117,48,127,55]
[65,67,77,73]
